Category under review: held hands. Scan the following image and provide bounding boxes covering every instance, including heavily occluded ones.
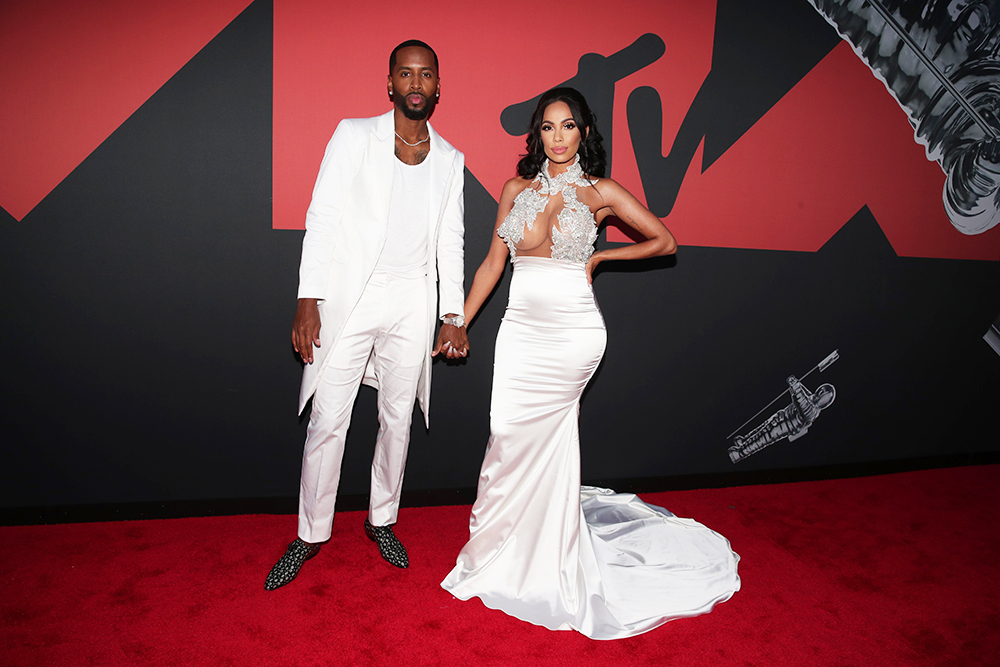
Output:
[433,323,469,359]
[292,298,322,364]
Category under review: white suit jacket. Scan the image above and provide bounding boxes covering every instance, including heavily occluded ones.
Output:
[296,110,465,425]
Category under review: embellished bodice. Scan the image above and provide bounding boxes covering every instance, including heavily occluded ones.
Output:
[496,156,598,264]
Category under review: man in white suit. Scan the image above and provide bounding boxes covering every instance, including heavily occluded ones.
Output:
[266,40,468,590]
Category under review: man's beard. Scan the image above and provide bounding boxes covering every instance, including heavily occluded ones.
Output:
[398,94,435,120]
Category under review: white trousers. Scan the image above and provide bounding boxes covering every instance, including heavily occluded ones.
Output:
[298,271,428,543]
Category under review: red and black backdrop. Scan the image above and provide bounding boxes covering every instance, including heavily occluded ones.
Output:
[2,0,998,511]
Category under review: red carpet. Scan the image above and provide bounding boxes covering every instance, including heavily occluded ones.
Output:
[2,465,998,666]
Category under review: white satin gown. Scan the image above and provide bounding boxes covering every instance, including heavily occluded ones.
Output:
[441,157,740,639]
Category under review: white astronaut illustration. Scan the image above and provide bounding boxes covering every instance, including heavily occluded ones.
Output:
[729,377,836,463]
[728,351,839,463]
[807,0,1000,235]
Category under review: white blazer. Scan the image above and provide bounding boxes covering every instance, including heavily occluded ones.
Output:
[296,110,465,425]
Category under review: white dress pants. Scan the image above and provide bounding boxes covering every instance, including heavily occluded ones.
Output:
[298,271,428,543]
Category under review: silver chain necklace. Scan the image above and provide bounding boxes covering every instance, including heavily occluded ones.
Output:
[394,131,429,147]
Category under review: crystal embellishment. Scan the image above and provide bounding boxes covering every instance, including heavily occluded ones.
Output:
[497,155,598,264]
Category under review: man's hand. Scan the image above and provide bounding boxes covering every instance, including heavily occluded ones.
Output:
[432,324,469,359]
[292,298,322,364]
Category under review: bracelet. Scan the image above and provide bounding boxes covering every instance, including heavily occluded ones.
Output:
[442,315,465,328]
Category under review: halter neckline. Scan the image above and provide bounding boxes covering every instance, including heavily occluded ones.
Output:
[538,155,587,195]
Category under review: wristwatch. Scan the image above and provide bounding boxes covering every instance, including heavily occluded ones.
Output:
[442,315,465,328]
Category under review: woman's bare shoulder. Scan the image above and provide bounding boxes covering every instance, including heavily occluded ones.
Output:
[505,174,535,189]
[501,175,535,198]
[589,175,624,193]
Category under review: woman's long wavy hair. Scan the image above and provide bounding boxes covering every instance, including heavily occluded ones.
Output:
[516,87,606,180]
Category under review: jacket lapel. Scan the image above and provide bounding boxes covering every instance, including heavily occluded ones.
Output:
[426,122,453,240]
[370,110,395,221]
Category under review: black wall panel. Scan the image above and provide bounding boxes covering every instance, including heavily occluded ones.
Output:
[1,0,997,510]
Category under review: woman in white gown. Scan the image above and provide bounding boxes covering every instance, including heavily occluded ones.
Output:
[441,88,740,639]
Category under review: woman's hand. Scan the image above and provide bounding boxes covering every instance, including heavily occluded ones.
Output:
[585,250,603,284]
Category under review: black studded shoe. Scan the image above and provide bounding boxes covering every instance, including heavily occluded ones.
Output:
[364,518,409,568]
[264,538,320,591]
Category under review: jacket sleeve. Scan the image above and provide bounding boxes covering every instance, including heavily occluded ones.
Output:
[297,119,359,301]
[436,151,466,318]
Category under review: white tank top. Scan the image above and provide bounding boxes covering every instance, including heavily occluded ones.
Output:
[377,157,430,278]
